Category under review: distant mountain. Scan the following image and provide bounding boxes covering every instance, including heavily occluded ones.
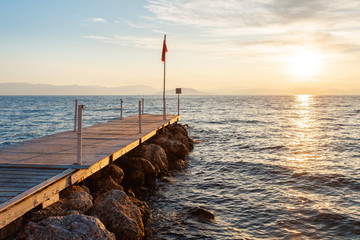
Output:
[1,82,357,96]
[0,83,159,95]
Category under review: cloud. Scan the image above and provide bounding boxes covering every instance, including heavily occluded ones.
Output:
[144,0,360,57]
[84,1,360,60]
[83,35,160,49]
[89,18,107,23]
[145,0,360,29]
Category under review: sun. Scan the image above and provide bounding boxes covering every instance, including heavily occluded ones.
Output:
[286,48,323,79]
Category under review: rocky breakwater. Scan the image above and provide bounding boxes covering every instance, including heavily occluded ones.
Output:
[1,123,193,240]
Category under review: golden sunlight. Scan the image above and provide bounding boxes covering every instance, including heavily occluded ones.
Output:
[286,95,324,165]
[286,48,323,79]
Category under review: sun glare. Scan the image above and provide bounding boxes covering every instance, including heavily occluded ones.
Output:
[286,48,323,79]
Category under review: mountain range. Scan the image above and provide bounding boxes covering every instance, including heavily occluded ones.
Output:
[0,83,209,95]
[0,82,359,95]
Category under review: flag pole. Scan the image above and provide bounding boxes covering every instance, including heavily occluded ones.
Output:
[163,34,166,120]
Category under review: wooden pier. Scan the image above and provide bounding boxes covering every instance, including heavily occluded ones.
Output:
[0,114,180,229]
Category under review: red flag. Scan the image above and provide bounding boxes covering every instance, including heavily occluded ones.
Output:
[161,36,167,62]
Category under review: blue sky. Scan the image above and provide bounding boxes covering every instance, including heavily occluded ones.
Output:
[1,0,360,94]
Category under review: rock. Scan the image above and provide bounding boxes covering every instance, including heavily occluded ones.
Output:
[168,158,186,171]
[104,164,125,184]
[117,157,156,187]
[160,176,171,183]
[0,217,22,239]
[127,170,145,186]
[189,207,215,220]
[62,185,93,212]
[27,185,93,223]
[173,132,194,150]
[151,136,189,159]
[87,164,124,184]
[126,188,136,198]
[168,123,189,137]
[142,144,169,176]
[129,196,151,228]
[90,189,146,240]
[93,175,124,199]
[167,124,194,150]
[85,165,125,197]
[19,214,115,240]
[27,200,72,223]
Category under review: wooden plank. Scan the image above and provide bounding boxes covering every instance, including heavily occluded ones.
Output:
[0,178,52,184]
[0,169,74,212]
[0,175,52,180]
[42,193,59,208]
[0,164,89,169]
[0,188,28,193]
[0,198,10,203]
[0,170,60,176]
[0,174,73,228]
[0,193,19,198]
[70,156,111,184]
[0,169,74,228]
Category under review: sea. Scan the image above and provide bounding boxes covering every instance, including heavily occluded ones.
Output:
[1,95,360,239]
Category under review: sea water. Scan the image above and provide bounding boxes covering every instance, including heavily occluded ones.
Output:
[1,95,360,239]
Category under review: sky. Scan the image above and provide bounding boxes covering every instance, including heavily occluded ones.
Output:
[0,0,360,94]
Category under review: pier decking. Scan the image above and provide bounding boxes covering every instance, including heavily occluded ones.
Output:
[0,114,180,229]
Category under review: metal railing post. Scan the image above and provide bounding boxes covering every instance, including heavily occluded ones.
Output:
[178,93,180,116]
[142,98,144,115]
[77,104,85,165]
[139,101,142,133]
[120,98,123,120]
[74,100,78,132]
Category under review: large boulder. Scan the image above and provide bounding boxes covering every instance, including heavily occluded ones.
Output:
[168,123,189,137]
[130,197,151,225]
[90,189,147,240]
[173,132,194,151]
[117,157,156,186]
[62,185,93,212]
[28,185,93,223]
[19,214,115,240]
[142,144,169,176]
[85,165,125,197]
[26,200,72,223]
[168,158,186,171]
[151,135,189,159]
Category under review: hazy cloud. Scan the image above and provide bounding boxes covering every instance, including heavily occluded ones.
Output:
[84,1,360,59]
[144,0,360,56]
[83,35,159,49]
[89,18,107,23]
[145,0,360,29]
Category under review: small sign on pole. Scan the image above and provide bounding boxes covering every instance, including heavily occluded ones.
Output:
[176,88,181,116]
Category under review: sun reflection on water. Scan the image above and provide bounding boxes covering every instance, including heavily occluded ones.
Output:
[287,95,324,166]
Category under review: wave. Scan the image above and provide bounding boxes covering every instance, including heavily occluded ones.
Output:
[291,172,360,191]
[259,145,288,151]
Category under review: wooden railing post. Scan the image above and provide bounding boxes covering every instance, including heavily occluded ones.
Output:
[120,98,123,120]
[77,104,85,165]
[139,101,142,133]
[74,100,78,132]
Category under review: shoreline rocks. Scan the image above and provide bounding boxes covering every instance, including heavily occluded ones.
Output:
[189,207,215,221]
[1,123,193,240]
